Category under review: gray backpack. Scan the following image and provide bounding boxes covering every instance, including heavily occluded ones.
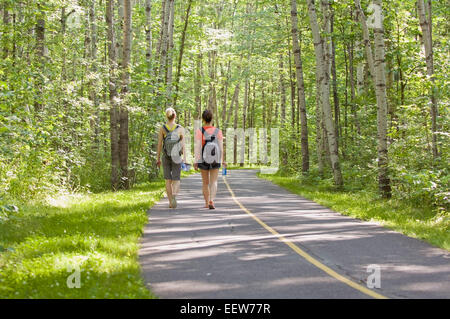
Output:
[201,127,220,165]
[163,124,182,160]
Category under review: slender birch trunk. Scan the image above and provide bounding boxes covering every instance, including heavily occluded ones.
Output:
[233,80,240,164]
[158,0,171,84]
[279,54,287,125]
[315,74,325,176]
[156,0,167,63]
[106,0,120,190]
[145,0,152,76]
[290,0,309,174]
[356,41,364,95]
[221,61,231,127]
[165,0,175,99]
[355,1,375,75]
[116,0,124,65]
[194,53,202,119]
[173,0,193,107]
[60,7,75,82]
[330,4,340,146]
[225,83,239,130]
[306,0,343,187]
[34,5,45,113]
[418,0,439,159]
[355,0,391,198]
[89,2,100,149]
[119,0,132,190]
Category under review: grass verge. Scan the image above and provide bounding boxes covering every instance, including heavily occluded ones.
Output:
[0,179,168,298]
[258,173,449,251]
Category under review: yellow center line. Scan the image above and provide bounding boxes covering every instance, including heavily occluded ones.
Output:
[223,176,388,300]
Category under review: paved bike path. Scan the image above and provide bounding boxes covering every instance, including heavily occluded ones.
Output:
[139,170,450,299]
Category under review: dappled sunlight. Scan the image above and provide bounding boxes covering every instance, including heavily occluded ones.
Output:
[46,193,85,208]
[153,280,243,296]
[0,182,164,298]
[140,171,450,298]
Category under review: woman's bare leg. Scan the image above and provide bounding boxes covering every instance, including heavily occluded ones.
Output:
[201,170,210,207]
[208,169,219,205]
[172,180,180,196]
[165,180,173,207]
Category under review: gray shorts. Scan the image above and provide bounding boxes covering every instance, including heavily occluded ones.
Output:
[162,154,181,180]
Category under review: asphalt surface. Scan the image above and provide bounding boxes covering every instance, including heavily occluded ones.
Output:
[139,170,450,299]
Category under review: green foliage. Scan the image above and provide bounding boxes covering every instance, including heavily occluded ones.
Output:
[0,180,165,298]
[0,0,447,257]
[0,204,19,225]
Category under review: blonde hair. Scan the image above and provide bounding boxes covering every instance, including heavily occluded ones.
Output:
[165,107,176,120]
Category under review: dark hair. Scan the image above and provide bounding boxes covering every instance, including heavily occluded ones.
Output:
[202,109,213,124]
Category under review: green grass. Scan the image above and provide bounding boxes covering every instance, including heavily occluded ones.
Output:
[227,164,262,170]
[258,174,450,251]
[0,180,167,299]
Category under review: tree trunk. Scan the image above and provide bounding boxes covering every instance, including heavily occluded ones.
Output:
[225,83,239,129]
[250,79,256,128]
[89,2,100,150]
[355,2,375,76]
[242,78,249,129]
[316,74,325,176]
[355,0,391,198]
[290,0,310,174]
[158,0,171,85]
[60,7,75,82]
[288,44,296,131]
[155,0,167,70]
[145,0,152,76]
[279,54,287,125]
[106,0,120,190]
[173,0,193,107]
[2,4,10,59]
[233,81,240,165]
[373,0,391,198]
[307,0,343,187]
[239,79,249,166]
[356,41,364,95]
[119,0,132,190]
[165,0,175,99]
[116,0,124,64]
[330,4,340,148]
[350,10,361,136]
[342,38,349,157]
[34,5,46,114]
[194,53,202,119]
[207,50,218,120]
[418,0,438,159]
[221,61,231,127]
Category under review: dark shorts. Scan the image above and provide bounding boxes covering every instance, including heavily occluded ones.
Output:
[162,154,181,180]
[198,162,221,170]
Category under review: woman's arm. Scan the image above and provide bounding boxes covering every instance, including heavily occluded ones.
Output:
[156,126,164,166]
[194,129,202,170]
[219,134,226,168]
[181,127,187,163]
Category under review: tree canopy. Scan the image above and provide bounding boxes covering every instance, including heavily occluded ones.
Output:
[0,0,448,212]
